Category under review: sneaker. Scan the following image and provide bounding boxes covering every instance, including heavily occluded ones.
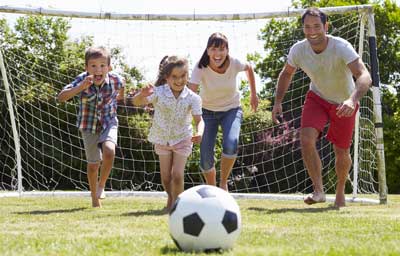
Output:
[304,192,326,205]
[97,186,106,199]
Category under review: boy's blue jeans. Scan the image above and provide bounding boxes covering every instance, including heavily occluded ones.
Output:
[200,107,243,173]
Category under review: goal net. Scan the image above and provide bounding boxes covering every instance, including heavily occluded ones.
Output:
[0,5,386,203]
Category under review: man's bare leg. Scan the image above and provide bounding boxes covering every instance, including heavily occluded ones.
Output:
[333,145,352,208]
[301,127,325,204]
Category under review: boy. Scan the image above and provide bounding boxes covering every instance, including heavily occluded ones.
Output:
[58,46,125,207]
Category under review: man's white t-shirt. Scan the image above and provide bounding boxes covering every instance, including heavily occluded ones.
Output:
[189,57,247,111]
[287,35,359,104]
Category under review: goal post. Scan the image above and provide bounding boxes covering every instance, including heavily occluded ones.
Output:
[366,11,387,204]
[0,4,387,204]
[0,48,22,194]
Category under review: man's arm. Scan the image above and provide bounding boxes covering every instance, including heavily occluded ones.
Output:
[271,63,296,124]
[348,58,372,102]
[336,58,372,117]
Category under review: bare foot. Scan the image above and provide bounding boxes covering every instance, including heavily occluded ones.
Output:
[334,201,346,208]
[166,196,173,210]
[96,185,106,199]
[334,194,346,208]
[159,206,170,214]
[92,198,102,208]
[304,192,326,205]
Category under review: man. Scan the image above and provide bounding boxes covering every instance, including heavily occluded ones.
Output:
[271,7,372,207]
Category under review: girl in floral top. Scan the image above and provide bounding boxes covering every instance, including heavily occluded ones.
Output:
[133,56,204,211]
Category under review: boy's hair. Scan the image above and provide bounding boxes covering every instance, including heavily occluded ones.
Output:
[198,32,229,69]
[154,55,188,87]
[85,46,111,66]
[301,7,328,25]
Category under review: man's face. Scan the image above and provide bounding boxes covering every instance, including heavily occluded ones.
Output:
[303,15,328,47]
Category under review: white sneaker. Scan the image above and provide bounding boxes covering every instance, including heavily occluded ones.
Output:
[304,192,326,205]
[97,186,106,199]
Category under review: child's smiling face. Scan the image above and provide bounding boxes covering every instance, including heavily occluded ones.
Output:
[166,66,188,93]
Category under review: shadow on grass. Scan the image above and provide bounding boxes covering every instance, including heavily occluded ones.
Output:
[160,245,181,254]
[160,245,226,255]
[14,207,87,215]
[248,206,339,214]
[121,207,168,217]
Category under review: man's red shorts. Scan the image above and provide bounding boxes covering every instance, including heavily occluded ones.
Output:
[301,91,359,149]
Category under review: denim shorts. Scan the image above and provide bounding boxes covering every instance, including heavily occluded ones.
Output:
[200,107,243,172]
[81,124,118,163]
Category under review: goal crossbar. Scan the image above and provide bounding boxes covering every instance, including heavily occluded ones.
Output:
[0,4,373,21]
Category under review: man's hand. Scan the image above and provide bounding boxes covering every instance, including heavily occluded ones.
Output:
[336,99,357,118]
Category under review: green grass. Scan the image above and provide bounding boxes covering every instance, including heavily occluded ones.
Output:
[1,195,399,256]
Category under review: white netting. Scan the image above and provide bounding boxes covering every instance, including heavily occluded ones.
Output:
[0,6,381,199]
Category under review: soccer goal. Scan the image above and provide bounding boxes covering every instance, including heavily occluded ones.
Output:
[0,4,386,204]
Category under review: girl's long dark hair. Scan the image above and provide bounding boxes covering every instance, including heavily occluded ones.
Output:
[198,32,229,69]
[154,55,188,87]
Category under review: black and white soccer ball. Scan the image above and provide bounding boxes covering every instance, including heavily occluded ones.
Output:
[169,185,241,252]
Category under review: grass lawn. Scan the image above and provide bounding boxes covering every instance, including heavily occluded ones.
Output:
[0,194,399,255]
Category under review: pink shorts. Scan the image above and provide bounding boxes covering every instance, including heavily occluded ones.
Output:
[301,91,359,149]
[154,137,193,157]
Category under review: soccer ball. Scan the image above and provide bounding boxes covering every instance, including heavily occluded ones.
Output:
[169,185,241,252]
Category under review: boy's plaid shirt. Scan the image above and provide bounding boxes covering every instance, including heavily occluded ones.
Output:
[63,72,124,133]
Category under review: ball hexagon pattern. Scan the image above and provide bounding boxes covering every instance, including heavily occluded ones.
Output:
[169,185,241,252]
